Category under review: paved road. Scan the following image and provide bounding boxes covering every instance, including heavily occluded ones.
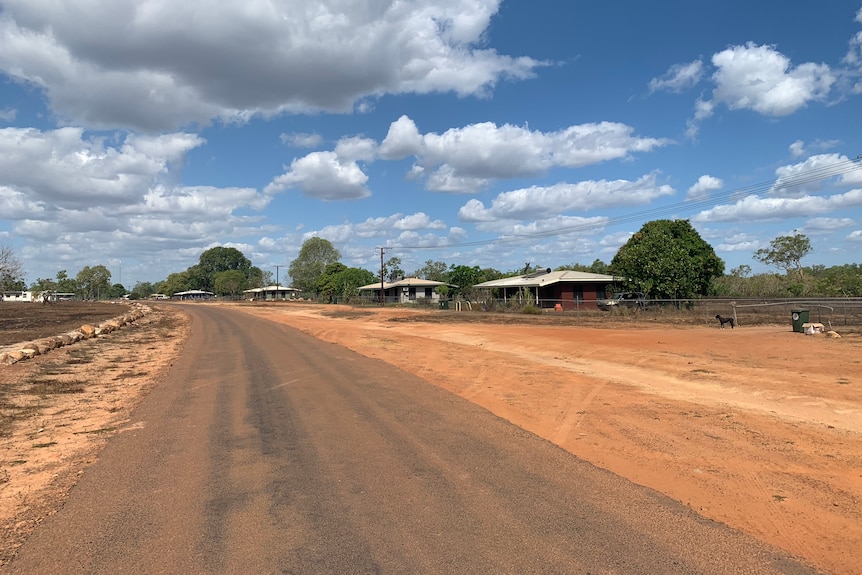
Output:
[5,305,820,574]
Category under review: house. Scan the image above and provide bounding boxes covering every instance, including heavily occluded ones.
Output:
[357,277,452,305]
[172,289,216,301]
[243,285,301,301]
[1,290,34,302]
[473,268,617,310]
[0,291,76,302]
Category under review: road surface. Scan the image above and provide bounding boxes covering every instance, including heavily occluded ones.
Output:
[5,305,820,574]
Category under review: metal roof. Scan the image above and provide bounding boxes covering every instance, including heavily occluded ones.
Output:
[243,285,300,293]
[474,270,616,288]
[357,277,452,291]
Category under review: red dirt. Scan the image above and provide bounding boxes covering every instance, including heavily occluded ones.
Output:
[231,303,862,575]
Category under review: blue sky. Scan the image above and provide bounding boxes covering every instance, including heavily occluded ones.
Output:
[2,1,862,287]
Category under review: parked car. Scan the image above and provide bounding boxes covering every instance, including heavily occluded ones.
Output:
[597,291,647,311]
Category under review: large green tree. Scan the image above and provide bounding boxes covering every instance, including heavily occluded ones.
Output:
[316,262,376,302]
[213,269,248,297]
[610,219,724,299]
[195,246,253,291]
[753,233,811,281]
[288,237,341,294]
[156,271,191,296]
[76,265,112,300]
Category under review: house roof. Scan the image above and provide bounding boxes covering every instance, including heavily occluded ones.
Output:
[243,285,299,293]
[474,269,617,289]
[357,277,451,291]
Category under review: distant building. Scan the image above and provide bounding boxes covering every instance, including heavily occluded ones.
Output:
[172,290,216,301]
[357,277,452,304]
[0,291,76,302]
[473,269,617,310]
[243,285,301,301]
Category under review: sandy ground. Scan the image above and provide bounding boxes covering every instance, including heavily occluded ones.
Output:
[0,305,190,565]
[231,303,861,575]
[1,302,860,574]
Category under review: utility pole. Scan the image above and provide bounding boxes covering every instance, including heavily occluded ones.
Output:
[379,248,385,306]
[274,265,284,301]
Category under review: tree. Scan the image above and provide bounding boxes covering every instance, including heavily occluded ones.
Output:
[446,264,498,298]
[107,283,128,299]
[288,237,341,294]
[196,246,253,291]
[317,263,376,302]
[753,233,811,282]
[413,259,449,282]
[131,281,156,299]
[55,270,78,293]
[382,256,405,282]
[156,271,191,296]
[31,276,58,293]
[0,245,25,291]
[213,269,248,297]
[610,219,724,299]
[76,265,112,300]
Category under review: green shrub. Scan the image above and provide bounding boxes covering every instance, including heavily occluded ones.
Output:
[520,304,542,315]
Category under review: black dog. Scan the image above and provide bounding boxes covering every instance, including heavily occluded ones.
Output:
[715,314,735,329]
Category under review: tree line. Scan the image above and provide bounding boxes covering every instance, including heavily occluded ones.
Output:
[3,220,861,302]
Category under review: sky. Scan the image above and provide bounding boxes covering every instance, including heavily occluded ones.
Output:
[2,0,862,288]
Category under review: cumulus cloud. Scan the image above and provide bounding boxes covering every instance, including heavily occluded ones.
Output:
[771,153,862,197]
[648,60,704,93]
[0,126,271,278]
[458,172,675,222]
[804,217,855,230]
[264,150,371,200]
[305,212,454,252]
[687,175,724,200]
[710,43,835,116]
[0,0,544,131]
[686,43,836,135]
[381,116,669,192]
[692,188,862,223]
[0,127,204,208]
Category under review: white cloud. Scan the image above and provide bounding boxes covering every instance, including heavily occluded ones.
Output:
[693,188,862,222]
[770,153,862,197]
[847,230,862,242]
[804,217,855,230]
[458,173,675,221]
[333,136,378,163]
[710,43,835,117]
[0,0,544,130]
[648,60,704,93]
[381,116,669,192]
[0,126,274,279]
[0,108,16,122]
[280,132,324,148]
[264,151,371,200]
[789,140,806,158]
[0,127,204,209]
[687,175,724,200]
[472,214,609,236]
[303,212,452,250]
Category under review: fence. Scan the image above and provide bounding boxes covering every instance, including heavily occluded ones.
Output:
[456,296,862,331]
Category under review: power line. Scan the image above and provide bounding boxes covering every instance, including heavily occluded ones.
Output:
[388,155,862,252]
